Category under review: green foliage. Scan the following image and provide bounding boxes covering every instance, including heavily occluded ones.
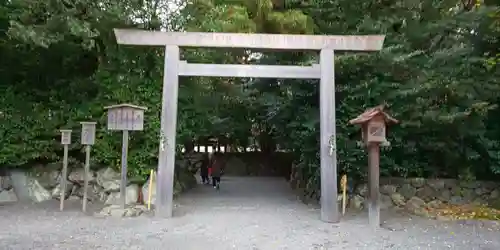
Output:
[0,0,500,197]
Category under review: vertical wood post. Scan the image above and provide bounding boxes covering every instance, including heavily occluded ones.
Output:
[368,143,381,229]
[319,49,339,223]
[120,130,129,208]
[156,45,180,217]
[82,145,91,212]
[60,144,69,211]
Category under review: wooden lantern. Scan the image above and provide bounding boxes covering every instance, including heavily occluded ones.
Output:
[349,105,398,145]
[104,103,147,131]
[348,104,398,229]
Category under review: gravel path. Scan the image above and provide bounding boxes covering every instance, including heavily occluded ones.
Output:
[0,176,499,250]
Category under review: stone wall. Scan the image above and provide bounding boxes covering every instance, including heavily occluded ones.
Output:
[0,151,293,208]
[347,177,500,214]
[0,152,200,212]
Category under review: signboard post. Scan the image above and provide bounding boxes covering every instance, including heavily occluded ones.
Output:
[104,104,147,208]
[80,122,96,212]
[59,129,72,211]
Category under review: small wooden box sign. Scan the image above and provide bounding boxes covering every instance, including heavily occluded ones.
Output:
[80,122,97,145]
[60,130,72,145]
[104,103,147,131]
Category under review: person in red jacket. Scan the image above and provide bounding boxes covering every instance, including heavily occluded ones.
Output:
[210,152,224,189]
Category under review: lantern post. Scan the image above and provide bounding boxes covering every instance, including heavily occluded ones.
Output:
[80,121,97,212]
[104,103,147,208]
[59,129,72,211]
[349,105,398,229]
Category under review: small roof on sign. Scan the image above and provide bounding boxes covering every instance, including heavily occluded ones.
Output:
[103,103,148,111]
[80,121,97,125]
[349,104,398,125]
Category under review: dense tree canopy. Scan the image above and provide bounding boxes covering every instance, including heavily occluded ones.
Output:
[0,0,499,196]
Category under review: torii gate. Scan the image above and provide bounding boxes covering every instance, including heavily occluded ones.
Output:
[114,29,385,223]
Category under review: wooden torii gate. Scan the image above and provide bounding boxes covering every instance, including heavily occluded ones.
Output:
[114,29,385,223]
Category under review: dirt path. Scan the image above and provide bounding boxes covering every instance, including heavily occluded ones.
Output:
[0,176,499,250]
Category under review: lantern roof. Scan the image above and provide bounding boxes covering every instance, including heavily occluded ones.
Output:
[349,104,398,125]
[104,103,148,110]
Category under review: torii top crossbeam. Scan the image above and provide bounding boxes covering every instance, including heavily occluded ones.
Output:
[114,29,385,51]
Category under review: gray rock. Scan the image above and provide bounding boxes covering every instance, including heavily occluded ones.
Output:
[0,175,12,190]
[481,181,498,192]
[27,179,52,202]
[97,168,121,192]
[68,168,95,184]
[9,170,51,202]
[355,184,368,197]
[0,189,18,203]
[405,196,425,211]
[415,185,436,202]
[443,179,459,189]
[74,184,107,202]
[399,184,416,199]
[68,195,80,201]
[438,189,451,201]
[51,182,74,200]
[390,193,406,207]
[460,181,479,189]
[380,194,393,210]
[174,180,184,195]
[97,167,121,181]
[427,179,445,190]
[450,185,462,196]
[461,188,475,202]
[490,189,499,199]
[409,178,426,188]
[101,179,121,192]
[474,187,489,196]
[449,196,464,205]
[380,184,397,195]
[426,199,442,209]
[30,169,60,189]
[472,197,486,206]
[490,198,500,209]
[350,195,364,210]
[105,184,139,205]
[99,204,146,217]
